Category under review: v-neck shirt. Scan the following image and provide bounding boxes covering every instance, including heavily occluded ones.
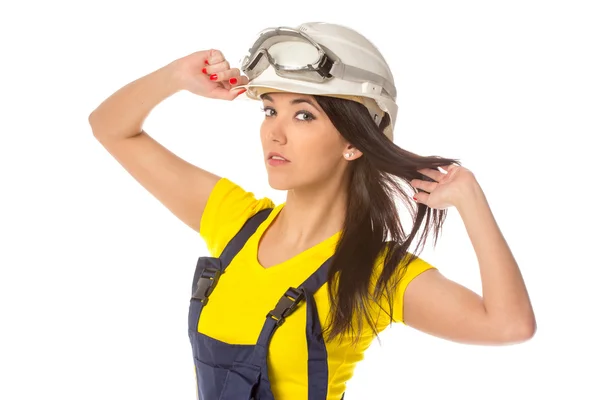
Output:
[198,177,436,399]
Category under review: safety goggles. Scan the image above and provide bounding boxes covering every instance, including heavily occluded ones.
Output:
[240,27,397,99]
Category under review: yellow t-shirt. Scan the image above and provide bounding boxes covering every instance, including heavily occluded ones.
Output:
[198,177,436,399]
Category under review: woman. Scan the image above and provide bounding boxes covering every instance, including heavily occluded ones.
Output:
[89,22,536,400]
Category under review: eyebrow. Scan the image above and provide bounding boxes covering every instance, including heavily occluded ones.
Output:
[262,94,319,109]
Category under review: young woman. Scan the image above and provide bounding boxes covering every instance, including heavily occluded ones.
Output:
[89,22,536,400]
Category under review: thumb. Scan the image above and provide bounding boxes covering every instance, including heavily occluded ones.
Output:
[227,87,248,100]
[207,86,247,101]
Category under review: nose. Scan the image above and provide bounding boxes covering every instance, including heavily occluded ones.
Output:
[266,119,287,145]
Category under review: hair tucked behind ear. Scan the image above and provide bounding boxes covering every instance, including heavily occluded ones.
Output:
[313,95,461,344]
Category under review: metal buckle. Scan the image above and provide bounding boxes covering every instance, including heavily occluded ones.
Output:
[267,287,305,327]
[192,267,222,304]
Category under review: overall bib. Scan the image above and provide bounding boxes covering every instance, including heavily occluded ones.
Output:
[188,208,344,400]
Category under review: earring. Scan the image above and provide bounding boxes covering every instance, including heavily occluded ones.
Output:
[344,152,353,159]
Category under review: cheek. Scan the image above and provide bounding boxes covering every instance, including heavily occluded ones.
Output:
[259,122,268,143]
[296,134,344,171]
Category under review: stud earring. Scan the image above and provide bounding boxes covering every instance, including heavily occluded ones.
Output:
[344,152,353,158]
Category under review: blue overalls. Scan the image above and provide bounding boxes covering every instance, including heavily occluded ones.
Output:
[188,208,345,399]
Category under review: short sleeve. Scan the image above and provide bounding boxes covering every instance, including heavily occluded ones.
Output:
[199,177,275,257]
[370,252,437,330]
[392,256,437,324]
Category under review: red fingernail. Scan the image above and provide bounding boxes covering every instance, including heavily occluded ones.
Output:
[202,67,207,74]
[229,78,238,85]
[210,74,217,81]
[413,196,418,201]
[204,60,209,65]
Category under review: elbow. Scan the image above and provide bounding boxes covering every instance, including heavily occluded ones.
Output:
[88,111,111,140]
[88,111,100,136]
[501,317,537,344]
[88,109,98,125]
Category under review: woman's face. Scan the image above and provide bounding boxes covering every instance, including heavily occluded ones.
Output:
[259,92,353,191]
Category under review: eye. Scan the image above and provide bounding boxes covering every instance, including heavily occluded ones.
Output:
[295,111,315,122]
[261,106,276,117]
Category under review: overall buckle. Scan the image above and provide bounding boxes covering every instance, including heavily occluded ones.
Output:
[192,267,222,304]
[267,287,305,327]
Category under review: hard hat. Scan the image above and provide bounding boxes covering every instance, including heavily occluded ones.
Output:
[234,22,398,141]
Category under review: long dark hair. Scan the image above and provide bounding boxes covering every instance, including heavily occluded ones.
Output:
[313,95,461,344]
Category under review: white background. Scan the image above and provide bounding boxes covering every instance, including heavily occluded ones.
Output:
[1,1,599,399]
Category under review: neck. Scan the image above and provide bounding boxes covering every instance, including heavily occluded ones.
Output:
[275,177,349,249]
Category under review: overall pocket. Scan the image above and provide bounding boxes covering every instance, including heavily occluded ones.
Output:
[194,356,231,400]
[218,362,261,400]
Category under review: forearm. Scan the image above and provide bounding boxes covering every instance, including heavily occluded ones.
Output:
[88,60,183,139]
[456,182,536,339]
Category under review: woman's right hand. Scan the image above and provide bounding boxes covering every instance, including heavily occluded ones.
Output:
[171,49,249,100]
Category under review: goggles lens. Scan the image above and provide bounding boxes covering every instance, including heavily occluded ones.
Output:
[270,41,321,67]
[242,28,328,81]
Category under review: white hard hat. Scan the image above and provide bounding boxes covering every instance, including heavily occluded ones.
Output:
[234,22,399,141]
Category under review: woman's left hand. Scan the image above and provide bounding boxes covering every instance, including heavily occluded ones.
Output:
[410,164,479,210]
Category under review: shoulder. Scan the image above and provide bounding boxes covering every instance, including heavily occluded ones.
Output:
[200,177,276,257]
[373,246,437,283]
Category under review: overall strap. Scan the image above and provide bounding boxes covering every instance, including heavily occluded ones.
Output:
[189,208,273,331]
[297,256,332,294]
[219,208,273,267]
[255,257,334,399]
[302,259,332,400]
[255,256,333,346]
[191,208,273,300]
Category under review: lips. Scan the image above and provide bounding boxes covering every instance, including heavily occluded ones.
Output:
[267,152,290,162]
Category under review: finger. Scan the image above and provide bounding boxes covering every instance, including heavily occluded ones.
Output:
[413,191,429,205]
[417,168,444,182]
[410,179,437,193]
[230,87,248,99]
[203,60,231,75]
[442,164,460,173]
[211,86,247,101]
[207,68,241,83]
[227,74,249,87]
[205,49,226,65]
[219,88,247,100]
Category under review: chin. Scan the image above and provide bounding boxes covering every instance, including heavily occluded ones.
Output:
[267,175,295,191]
[265,166,304,191]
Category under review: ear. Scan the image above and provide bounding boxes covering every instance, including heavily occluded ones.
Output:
[342,145,363,161]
